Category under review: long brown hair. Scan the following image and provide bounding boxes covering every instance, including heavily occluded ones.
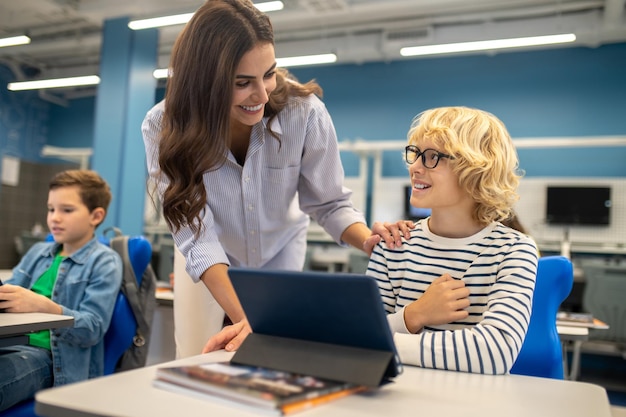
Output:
[158,0,321,237]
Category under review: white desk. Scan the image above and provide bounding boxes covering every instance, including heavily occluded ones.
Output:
[35,350,611,417]
[0,312,74,347]
[155,288,174,306]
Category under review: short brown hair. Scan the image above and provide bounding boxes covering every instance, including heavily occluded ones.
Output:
[49,170,112,215]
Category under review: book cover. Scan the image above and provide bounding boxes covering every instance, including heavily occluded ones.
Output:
[556,312,609,329]
[557,312,594,325]
[154,361,364,415]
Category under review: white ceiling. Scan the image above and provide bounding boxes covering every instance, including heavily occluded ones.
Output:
[0,0,625,95]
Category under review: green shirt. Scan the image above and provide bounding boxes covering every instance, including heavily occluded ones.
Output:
[29,253,64,350]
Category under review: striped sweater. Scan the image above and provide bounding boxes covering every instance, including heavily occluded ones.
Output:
[367,220,538,375]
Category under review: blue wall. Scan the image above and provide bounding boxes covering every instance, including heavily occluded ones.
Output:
[48,97,96,148]
[0,65,49,163]
[290,43,626,178]
[38,42,626,180]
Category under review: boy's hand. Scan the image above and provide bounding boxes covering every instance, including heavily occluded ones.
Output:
[202,319,252,353]
[0,284,62,314]
[403,274,470,333]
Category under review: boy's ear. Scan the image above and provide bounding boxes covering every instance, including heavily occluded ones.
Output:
[90,207,106,227]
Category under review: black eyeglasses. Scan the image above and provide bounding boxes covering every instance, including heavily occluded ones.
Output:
[404,145,451,169]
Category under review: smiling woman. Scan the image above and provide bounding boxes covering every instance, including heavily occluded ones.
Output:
[141,0,379,359]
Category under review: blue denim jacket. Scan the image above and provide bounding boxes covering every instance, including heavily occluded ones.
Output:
[7,236,122,386]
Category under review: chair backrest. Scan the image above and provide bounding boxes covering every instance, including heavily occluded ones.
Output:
[510,255,574,379]
[582,261,626,344]
[102,235,152,375]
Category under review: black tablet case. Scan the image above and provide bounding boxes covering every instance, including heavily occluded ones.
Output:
[228,268,402,387]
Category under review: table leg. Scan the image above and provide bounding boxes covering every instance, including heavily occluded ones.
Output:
[569,340,583,380]
[562,341,570,379]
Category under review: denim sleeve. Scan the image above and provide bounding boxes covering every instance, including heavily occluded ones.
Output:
[54,249,123,348]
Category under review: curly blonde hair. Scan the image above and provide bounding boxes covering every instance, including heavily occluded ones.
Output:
[407,106,522,225]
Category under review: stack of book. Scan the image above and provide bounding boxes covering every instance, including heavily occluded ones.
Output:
[556,311,609,329]
[154,361,367,415]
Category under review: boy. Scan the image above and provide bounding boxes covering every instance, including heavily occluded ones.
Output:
[0,169,122,411]
[368,107,538,375]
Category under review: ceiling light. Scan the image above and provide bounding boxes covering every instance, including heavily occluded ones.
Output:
[0,35,31,48]
[129,1,284,30]
[153,68,169,79]
[153,53,337,79]
[253,1,284,12]
[7,75,101,91]
[276,53,337,67]
[128,13,194,30]
[400,33,576,57]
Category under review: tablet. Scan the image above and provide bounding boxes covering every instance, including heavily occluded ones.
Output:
[228,267,402,385]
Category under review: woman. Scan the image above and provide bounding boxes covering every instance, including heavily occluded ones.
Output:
[142,0,386,355]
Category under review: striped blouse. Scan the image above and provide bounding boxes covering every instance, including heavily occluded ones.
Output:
[142,94,366,281]
[367,219,538,375]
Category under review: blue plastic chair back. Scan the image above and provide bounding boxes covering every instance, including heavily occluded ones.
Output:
[510,255,574,379]
[102,236,152,375]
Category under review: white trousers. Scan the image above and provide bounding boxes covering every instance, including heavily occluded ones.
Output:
[173,246,225,359]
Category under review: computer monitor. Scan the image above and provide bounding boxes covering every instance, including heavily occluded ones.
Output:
[404,185,431,220]
[545,186,611,226]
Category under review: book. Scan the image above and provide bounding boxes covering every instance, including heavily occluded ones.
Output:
[154,361,366,415]
[556,311,609,329]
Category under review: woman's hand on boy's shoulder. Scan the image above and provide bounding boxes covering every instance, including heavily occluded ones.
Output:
[369,220,415,252]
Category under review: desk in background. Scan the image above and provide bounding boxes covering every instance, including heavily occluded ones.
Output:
[0,313,74,347]
[557,316,610,381]
[558,325,589,381]
[0,269,12,282]
[35,350,611,417]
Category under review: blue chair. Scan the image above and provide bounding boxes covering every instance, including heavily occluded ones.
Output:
[102,235,152,375]
[510,255,574,379]
[0,235,152,417]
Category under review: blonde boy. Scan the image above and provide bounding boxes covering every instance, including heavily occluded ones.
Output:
[368,107,538,375]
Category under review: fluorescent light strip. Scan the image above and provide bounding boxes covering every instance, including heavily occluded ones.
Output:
[128,13,194,30]
[153,53,337,79]
[153,68,169,79]
[129,1,284,30]
[7,75,101,91]
[400,33,576,57]
[254,1,284,12]
[0,35,31,48]
[276,53,337,67]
